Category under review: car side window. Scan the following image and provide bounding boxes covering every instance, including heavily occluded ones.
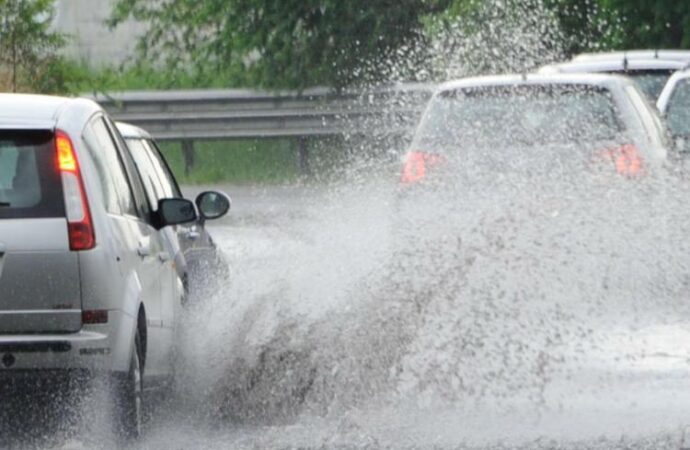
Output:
[126,138,167,211]
[103,118,153,222]
[144,140,182,198]
[83,117,136,216]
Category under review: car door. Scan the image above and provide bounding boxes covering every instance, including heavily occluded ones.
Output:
[84,117,172,380]
[121,136,182,334]
[107,127,179,379]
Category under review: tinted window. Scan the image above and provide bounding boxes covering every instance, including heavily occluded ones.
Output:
[0,130,64,219]
[83,118,136,216]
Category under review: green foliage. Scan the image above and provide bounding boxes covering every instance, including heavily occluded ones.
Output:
[158,139,301,184]
[0,0,65,92]
[109,0,450,90]
[66,62,241,94]
[543,0,614,55]
[598,0,690,49]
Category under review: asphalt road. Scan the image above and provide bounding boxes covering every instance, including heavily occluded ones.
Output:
[6,180,690,450]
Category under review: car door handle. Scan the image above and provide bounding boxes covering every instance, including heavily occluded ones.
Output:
[185,230,201,241]
[137,243,151,258]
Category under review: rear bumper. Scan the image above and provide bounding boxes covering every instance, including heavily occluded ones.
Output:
[0,310,135,374]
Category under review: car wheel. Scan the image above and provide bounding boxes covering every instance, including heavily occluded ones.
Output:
[113,330,143,440]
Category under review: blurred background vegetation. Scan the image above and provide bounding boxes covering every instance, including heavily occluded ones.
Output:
[4,0,689,94]
[1,0,689,183]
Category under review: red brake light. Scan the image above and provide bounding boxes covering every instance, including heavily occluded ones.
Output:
[400,151,445,184]
[599,144,644,177]
[56,130,95,251]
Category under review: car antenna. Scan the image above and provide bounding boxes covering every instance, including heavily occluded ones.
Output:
[623,54,629,71]
[654,49,659,59]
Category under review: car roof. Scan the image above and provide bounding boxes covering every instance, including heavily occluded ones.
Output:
[437,73,634,92]
[115,121,152,140]
[538,59,686,74]
[0,93,101,129]
[573,50,690,63]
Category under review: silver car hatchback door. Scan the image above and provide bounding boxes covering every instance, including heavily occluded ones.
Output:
[0,130,81,333]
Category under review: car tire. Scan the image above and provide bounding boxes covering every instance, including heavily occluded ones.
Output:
[113,329,144,441]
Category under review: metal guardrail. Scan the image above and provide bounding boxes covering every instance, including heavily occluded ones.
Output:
[90,84,434,141]
[89,84,434,174]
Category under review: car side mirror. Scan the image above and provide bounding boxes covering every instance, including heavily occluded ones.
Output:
[158,198,197,227]
[195,191,231,222]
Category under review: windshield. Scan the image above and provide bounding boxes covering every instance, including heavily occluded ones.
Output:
[621,70,675,100]
[414,84,622,152]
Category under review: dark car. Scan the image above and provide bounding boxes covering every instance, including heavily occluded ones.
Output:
[116,122,231,299]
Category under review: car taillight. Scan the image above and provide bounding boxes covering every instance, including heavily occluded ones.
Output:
[599,144,644,177]
[56,130,95,251]
[400,151,446,184]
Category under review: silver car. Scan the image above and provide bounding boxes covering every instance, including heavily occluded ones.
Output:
[115,122,231,299]
[656,68,690,153]
[400,73,670,188]
[0,94,227,438]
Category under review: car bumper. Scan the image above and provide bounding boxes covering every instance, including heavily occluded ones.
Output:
[0,310,134,374]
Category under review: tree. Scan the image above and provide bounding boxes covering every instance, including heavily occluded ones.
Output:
[543,0,614,55]
[0,0,65,92]
[598,0,690,49]
[110,0,450,90]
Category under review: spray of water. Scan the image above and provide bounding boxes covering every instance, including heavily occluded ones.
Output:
[13,2,680,449]
[156,3,690,448]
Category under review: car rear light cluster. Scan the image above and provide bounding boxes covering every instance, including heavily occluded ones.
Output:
[599,144,644,177]
[56,130,95,251]
[400,151,446,184]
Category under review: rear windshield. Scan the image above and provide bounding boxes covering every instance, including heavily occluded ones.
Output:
[0,130,64,219]
[414,84,623,152]
[616,70,675,100]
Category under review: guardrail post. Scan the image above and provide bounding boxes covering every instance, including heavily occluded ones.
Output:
[181,140,195,176]
[298,136,310,176]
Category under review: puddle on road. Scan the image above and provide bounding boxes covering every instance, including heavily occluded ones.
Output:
[165,162,690,449]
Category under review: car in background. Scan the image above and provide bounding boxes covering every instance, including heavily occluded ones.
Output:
[115,122,231,299]
[656,68,690,155]
[538,58,687,101]
[0,94,213,439]
[400,73,670,189]
[572,50,690,63]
